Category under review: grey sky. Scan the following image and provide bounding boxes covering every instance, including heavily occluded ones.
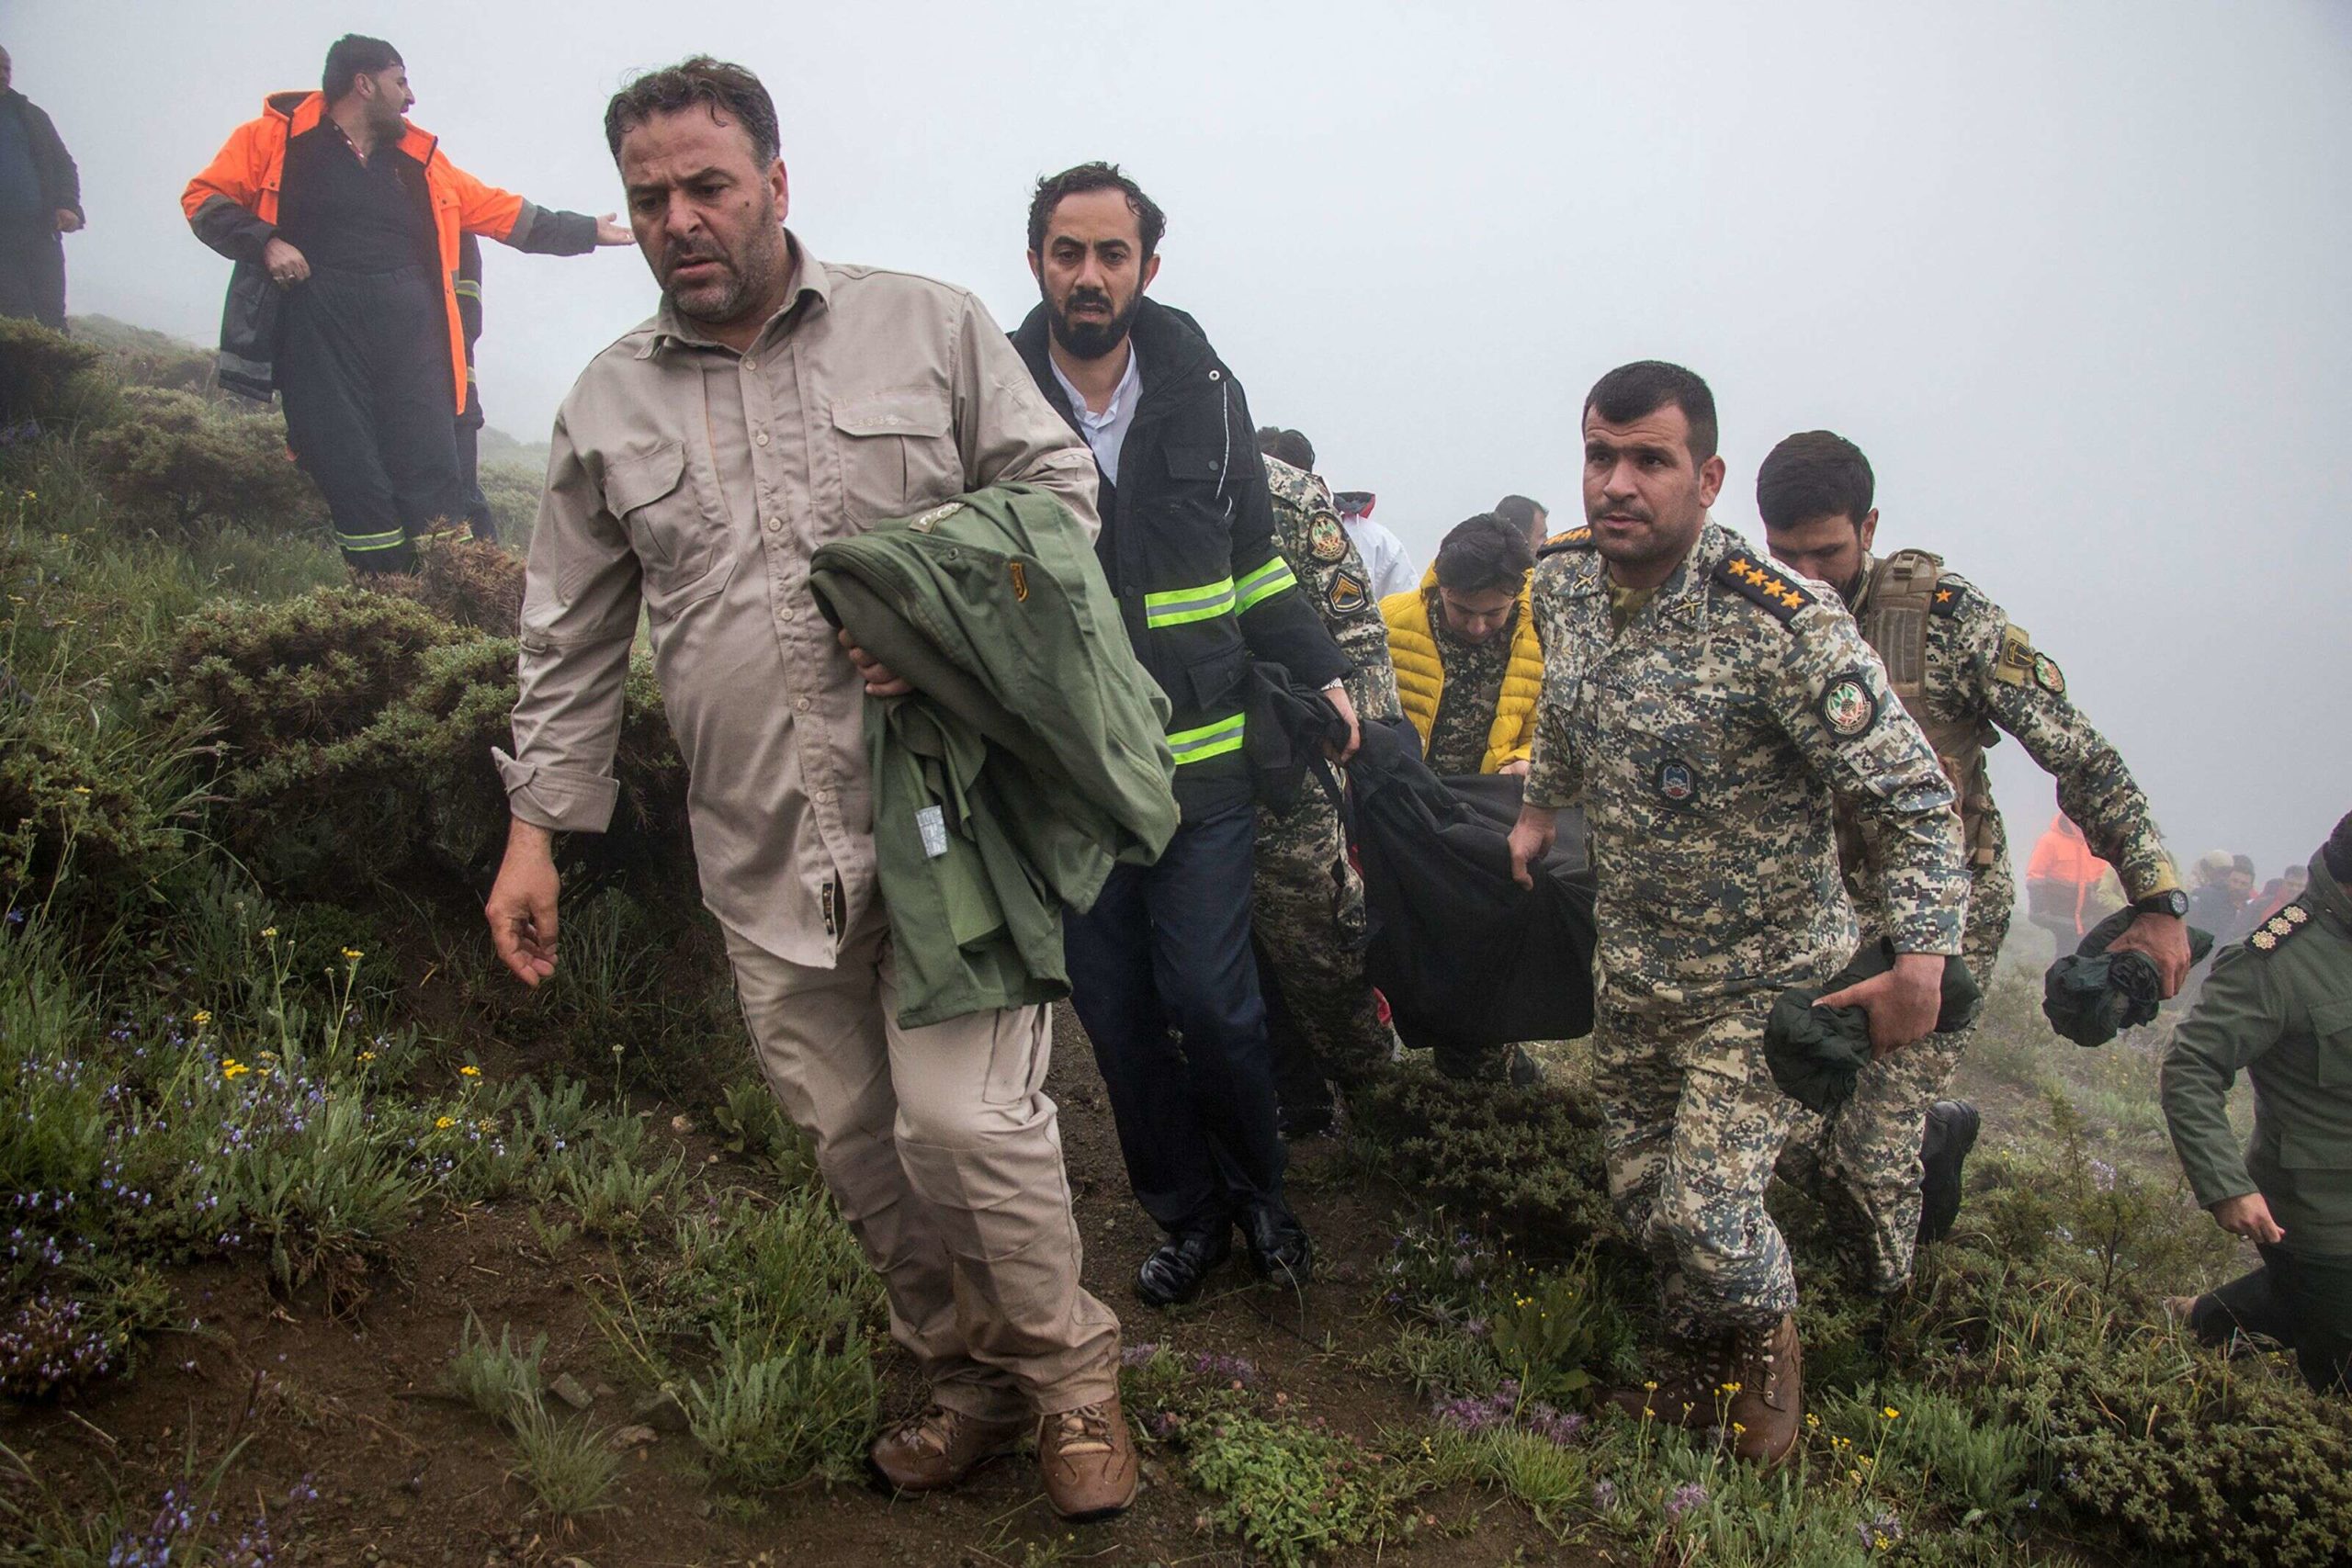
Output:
[13,0,2350,879]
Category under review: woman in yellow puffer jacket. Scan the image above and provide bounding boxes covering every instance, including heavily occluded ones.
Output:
[1380,513,1543,775]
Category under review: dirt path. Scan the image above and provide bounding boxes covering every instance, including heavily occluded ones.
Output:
[4,1009,1589,1567]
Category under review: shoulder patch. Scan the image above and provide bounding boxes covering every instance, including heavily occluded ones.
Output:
[2245,902,2312,953]
[1993,623,2036,686]
[1538,526,1595,557]
[1713,550,1814,626]
[1928,580,1971,618]
[1817,670,1881,739]
[1307,513,1350,563]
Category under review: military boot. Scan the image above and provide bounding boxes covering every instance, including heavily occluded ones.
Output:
[1916,1100,1981,1245]
[1608,1332,1729,1429]
[1723,1314,1803,1467]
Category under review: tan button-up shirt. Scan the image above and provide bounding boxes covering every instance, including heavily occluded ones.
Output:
[498,233,1100,965]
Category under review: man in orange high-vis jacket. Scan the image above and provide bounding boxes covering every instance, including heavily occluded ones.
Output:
[184,35,628,572]
[2025,810,2113,948]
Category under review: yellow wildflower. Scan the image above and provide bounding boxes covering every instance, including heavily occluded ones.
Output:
[356,1050,378,1063]
[341,947,364,962]
[1804,1413,1821,1429]
[458,1065,481,1078]
[435,1116,456,1130]
[70,785,91,795]
[221,1060,250,1079]
[191,1010,213,1027]
[260,927,278,939]
[1881,1405,1900,1420]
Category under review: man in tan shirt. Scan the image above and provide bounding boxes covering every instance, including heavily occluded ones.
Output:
[481,58,1136,1521]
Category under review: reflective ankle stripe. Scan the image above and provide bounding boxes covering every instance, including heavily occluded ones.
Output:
[1234,557,1298,614]
[1167,712,1246,764]
[333,527,407,556]
[1142,576,1237,629]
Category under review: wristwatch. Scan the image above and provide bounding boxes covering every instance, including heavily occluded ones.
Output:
[2131,888,2189,919]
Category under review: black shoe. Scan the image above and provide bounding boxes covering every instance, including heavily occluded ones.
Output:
[1917,1100,1981,1245]
[1136,1224,1232,1308]
[1240,1203,1314,1286]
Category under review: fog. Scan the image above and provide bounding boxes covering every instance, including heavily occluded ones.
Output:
[12,0,2348,880]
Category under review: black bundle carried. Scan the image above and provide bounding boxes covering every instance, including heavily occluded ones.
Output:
[1764,940,1984,1116]
[2041,906,2214,1047]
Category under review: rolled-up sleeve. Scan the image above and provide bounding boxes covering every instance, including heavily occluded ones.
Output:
[952,292,1100,540]
[496,409,641,833]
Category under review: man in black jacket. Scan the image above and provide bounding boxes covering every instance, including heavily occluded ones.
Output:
[0,47,83,331]
[1013,163,1357,1307]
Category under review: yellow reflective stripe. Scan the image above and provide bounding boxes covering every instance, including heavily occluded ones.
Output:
[332,527,407,553]
[453,279,481,300]
[1143,576,1237,628]
[1167,712,1246,764]
[1235,558,1298,614]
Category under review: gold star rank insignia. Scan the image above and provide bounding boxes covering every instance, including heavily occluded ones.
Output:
[1713,551,1812,626]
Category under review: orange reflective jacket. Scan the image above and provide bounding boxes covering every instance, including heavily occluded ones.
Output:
[184,92,572,412]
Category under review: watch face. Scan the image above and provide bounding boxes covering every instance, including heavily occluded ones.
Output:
[2151,889,2188,918]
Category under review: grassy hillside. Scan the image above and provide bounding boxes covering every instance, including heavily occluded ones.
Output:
[1,319,2345,1568]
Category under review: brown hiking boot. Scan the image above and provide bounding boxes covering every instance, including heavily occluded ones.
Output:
[869,1403,1024,1493]
[1037,1395,1138,1521]
[1723,1314,1803,1467]
[1608,1334,1728,1430]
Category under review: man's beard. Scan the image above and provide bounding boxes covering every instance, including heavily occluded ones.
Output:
[1045,283,1141,361]
[664,204,786,326]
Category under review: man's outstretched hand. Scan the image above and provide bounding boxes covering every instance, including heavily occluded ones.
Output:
[484,818,560,987]
[593,214,633,246]
[1816,951,1947,1058]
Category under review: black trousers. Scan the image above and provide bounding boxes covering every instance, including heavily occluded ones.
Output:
[1065,799,1289,1235]
[454,383,496,542]
[276,264,465,573]
[2189,1242,2352,1395]
[0,224,66,331]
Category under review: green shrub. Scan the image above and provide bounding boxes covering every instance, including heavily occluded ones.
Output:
[507,1402,618,1519]
[445,1311,548,1426]
[1352,1067,1616,1258]
[0,319,115,429]
[1181,1414,1407,1568]
[83,388,319,539]
[683,1330,876,1492]
[663,1183,880,1359]
[67,315,219,398]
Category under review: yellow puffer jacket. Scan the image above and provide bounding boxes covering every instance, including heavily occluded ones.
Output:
[1380,568,1543,773]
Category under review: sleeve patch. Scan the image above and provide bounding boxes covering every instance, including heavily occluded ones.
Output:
[1307,514,1350,563]
[1818,670,1880,738]
[1928,581,1970,618]
[1993,623,2035,686]
[1538,526,1595,557]
[1713,550,1813,626]
[2032,650,2066,695]
[1327,567,1370,618]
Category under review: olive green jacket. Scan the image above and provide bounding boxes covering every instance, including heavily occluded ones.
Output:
[809,484,1179,1028]
[2161,849,2352,1256]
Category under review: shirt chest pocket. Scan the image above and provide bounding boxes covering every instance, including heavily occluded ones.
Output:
[831,387,956,522]
[2313,996,2352,1092]
[1611,686,1731,825]
[603,440,729,613]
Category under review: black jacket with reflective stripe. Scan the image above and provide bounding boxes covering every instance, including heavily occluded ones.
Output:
[1012,298,1349,815]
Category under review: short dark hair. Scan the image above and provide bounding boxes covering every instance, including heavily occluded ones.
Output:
[605,57,781,167]
[2325,811,2352,883]
[1757,431,1875,532]
[1028,162,1166,260]
[1256,427,1316,470]
[1584,360,1718,463]
[1493,494,1546,534]
[1432,514,1535,596]
[322,35,402,102]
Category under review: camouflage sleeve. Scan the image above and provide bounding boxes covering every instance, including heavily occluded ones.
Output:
[1942,583,2177,899]
[1266,465,1402,722]
[1775,601,1966,954]
[1521,555,1585,811]
[2159,943,2281,1210]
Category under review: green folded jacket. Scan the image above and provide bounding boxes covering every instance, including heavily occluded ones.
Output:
[1765,940,1984,1116]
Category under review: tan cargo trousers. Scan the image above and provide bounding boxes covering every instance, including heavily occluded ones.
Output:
[723,905,1121,1419]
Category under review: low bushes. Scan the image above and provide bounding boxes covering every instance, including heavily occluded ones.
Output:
[85,387,320,540]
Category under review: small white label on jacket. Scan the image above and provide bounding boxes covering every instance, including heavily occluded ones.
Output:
[916,806,949,859]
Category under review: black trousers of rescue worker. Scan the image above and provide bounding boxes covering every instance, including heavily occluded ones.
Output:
[1064,799,1290,1239]
[2188,1244,2352,1395]
[277,262,465,574]
[0,223,66,330]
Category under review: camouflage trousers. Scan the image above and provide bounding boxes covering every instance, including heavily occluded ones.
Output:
[1777,871,2011,1296]
[1594,987,1798,1337]
[1251,784,1391,1093]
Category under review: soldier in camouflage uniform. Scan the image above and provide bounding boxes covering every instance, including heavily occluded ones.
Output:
[1253,434,1403,1122]
[1756,431,2190,1297]
[1508,365,1966,1466]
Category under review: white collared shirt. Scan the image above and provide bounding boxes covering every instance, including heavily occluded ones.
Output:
[1048,340,1143,488]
